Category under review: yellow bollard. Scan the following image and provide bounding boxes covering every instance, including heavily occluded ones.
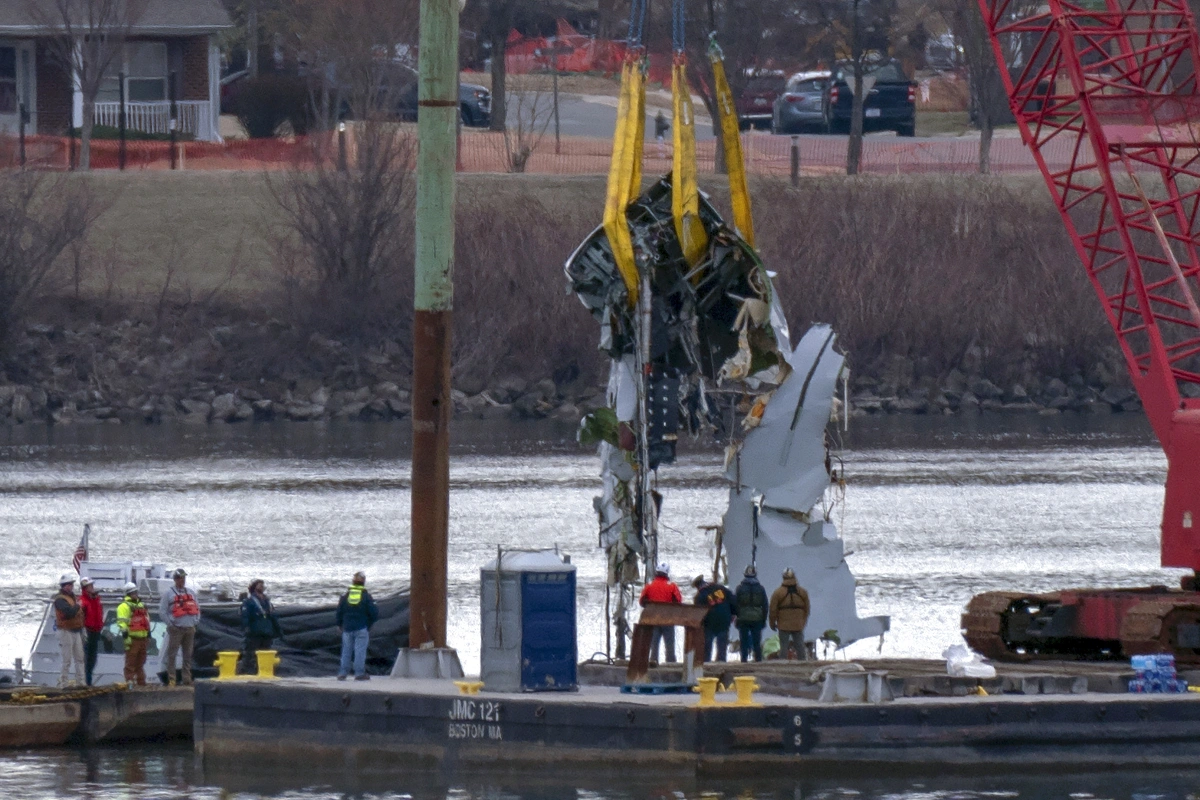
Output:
[693,677,720,707]
[214,651,239,680]
[731,675,761,707]
[453,681,484,695]
[255,650,281,679]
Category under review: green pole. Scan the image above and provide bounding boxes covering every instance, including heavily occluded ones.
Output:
[410,0,458,649]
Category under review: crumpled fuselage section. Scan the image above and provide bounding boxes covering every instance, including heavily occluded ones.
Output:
[566,175,888,653]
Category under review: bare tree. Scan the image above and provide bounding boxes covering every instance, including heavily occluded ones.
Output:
[274,0,419,131]
[503,74,555,172]
[939,0,1030,174]
[32,0,148,171]
[803,0,900,175]
[269,121,417,341]
[0,172,96,350]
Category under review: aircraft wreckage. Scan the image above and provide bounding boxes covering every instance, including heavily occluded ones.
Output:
[565,176,889,658]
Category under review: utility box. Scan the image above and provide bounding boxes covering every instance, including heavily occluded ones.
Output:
[480,550,577,692]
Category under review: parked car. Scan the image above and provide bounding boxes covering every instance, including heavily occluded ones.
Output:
[826,59,916,137]
[771,71,830,134]
[377,66,492,126]
[736,70,787,130]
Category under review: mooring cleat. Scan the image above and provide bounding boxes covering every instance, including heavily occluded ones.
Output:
[693,676,720,707]
[213,651,239,681]
[453,681,484,695]
[731,675,761,707]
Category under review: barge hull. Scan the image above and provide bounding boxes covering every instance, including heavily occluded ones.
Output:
[0,702,81,747]
[195,678,1200,774]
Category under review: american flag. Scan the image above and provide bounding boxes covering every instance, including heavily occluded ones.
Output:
[72,524,90,573]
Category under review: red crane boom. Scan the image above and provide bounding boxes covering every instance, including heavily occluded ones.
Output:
[963,0,1200,661]
[979,0,1200,570]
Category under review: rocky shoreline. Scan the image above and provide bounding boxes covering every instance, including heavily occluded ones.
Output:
[0,320,1153,428]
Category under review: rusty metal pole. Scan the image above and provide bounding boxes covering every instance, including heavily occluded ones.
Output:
[790,135,799,186]
[410,0,459,650]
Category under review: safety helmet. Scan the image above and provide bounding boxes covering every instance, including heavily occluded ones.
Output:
[172,568,187,578]
[123,581,139,594]
[59,573,76,586]
[744,565,757,578]
[783,568,795,579]
[656,562,670,576]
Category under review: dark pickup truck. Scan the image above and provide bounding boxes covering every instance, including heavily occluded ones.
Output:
[826,60,916,137]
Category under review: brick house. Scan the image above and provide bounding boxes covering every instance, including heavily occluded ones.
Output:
[0,0,231,141]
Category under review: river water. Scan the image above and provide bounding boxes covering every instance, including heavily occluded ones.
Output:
[0,414,1188,798]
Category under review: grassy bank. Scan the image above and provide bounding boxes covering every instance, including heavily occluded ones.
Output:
[8,169,1123,426]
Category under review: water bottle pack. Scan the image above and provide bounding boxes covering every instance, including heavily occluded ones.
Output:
[1128,654,1188,693]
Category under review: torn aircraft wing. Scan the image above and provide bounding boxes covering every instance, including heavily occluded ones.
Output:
[727,324,843,513]
[723,491,890,646]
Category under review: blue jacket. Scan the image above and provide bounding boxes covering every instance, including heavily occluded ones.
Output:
[336,585,379,632]
[241,593,281,638]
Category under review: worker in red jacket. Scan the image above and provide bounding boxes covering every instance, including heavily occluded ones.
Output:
[79,577,105,686]
[638,563,682,663]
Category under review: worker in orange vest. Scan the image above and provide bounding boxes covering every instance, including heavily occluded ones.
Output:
[117,582,151,685]
[52,573,86,687]
[159,568,200,686]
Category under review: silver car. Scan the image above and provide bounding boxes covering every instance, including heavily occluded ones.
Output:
[771,71,831,135]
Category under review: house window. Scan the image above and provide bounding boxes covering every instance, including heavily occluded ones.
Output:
[0,47,15,114]
[98,42,168,103]
[127,43,167,101]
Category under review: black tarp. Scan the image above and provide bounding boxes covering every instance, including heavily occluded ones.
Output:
[191,592,409,677]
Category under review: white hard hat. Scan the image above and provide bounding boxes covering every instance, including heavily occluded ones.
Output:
[656,562,670,576]
[58,573,76,586]
[123,581,139,593]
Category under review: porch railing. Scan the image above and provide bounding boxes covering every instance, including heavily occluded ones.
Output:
[93,101,211,139]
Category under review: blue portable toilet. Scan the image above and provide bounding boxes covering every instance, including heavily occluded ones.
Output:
[480,550,577,692]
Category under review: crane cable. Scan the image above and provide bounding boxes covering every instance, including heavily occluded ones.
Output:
[671,0,707,266]
[602,0,648,305]
[709,35,755,249]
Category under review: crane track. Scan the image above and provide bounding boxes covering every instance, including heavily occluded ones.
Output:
[961,591,1043,661]
[1120,600,1200,664]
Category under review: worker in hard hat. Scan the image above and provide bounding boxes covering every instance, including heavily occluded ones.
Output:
[734,565,769,662]
[240,579,282,675]
[159,568,200,685]
[337,571,379,681]
[638,562,682,663]
[116,582,151,685]
[79,577,105,686]
[52,573,86,687]
[769,568,811,661]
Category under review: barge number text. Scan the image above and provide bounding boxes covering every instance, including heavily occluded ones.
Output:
[448,699,501,722]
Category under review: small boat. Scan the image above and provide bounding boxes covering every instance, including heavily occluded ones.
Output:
[25,552,410,686]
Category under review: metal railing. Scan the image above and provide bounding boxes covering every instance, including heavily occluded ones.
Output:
[93,101,210,137]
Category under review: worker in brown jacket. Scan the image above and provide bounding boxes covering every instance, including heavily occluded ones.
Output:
[768,568,810,660]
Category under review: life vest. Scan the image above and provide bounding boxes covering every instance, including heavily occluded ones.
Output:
[117,597,151,638]
[346,585,364,605]
[171,590,200,618]
[54,592,84,631]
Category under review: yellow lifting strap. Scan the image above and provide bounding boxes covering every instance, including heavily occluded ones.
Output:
[603,59,645,306]
[710,44,754,248]
[672,59,708,266]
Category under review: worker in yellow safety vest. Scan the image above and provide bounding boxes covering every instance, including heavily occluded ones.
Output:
[116,582,151,685]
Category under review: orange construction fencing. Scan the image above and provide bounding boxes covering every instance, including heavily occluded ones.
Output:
[0,129,1073,176]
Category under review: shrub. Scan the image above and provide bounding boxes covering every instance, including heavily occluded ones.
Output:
[234,75,312,139]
